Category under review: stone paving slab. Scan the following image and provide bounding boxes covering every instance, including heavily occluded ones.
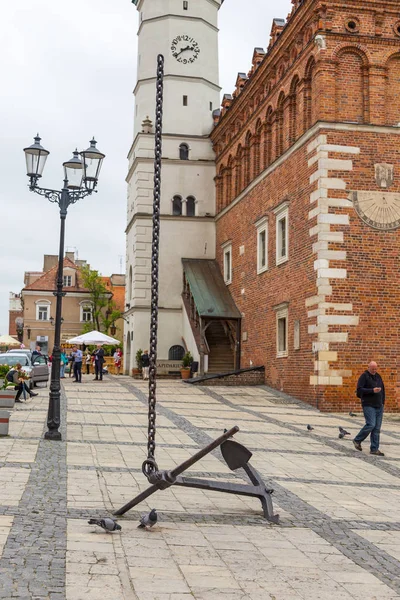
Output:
[1,375,400,598]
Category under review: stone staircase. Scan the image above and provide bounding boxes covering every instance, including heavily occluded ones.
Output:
[206,322,235,373]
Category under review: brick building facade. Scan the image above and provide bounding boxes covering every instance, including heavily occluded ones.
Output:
[211,0,400,411]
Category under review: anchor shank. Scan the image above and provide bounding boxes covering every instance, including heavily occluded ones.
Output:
[113,483,160,516]
[169,426,239,478]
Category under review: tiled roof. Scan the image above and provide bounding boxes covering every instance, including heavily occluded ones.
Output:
[23,258,89,292]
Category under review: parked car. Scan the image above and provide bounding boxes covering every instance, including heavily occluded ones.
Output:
[0,353,49,388]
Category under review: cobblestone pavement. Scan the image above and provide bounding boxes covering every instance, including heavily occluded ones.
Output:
[1,376,400,599]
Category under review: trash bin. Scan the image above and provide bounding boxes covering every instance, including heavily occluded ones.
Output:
[190,361,199,378]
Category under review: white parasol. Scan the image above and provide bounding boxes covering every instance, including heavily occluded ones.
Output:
[0,334,21,347]
[67,330,120,345]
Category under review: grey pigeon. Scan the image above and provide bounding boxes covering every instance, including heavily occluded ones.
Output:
[338,432,345,439]
[307,424,314,431]
[88,518,121,532]
[349,412,357,417]
[339,426,350,436]
[138,508,158,529]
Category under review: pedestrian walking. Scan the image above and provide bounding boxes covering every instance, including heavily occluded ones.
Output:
[141,350,150,380]
[353,361,385,456]
[72,346,83,383]
[85,350,91,375]
[93,344,105,381]
[113,348,122,375]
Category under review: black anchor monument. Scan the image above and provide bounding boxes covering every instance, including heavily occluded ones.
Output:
[114,55,279,525]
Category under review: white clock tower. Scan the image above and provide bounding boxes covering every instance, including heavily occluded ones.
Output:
[124,0,224,372]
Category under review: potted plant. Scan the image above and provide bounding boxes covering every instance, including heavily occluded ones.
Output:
[181,352,193,380]
[0,365,16,408]
[132,349,143,376]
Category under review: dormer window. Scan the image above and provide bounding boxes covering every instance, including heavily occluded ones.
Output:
[63,275,72,287]
[179,143,189,160]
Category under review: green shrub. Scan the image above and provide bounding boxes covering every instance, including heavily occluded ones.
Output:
[182,352,193,368]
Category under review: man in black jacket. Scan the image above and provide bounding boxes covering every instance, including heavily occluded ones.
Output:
[93,344,105,381]
[353,361,385,456]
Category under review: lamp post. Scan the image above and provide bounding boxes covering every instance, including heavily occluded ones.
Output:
[23,135,105,440]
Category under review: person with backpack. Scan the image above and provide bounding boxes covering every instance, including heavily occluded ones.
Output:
[353,361,385,456]
[7,364,38,402]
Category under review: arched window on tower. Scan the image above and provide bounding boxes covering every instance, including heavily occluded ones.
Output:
[172,195,183,215]
[179,143,189,160]
[186,196,196,217]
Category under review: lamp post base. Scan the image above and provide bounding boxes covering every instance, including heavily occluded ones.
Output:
[44,430,62,441]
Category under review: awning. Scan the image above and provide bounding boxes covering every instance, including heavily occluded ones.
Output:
[182,259,241,320]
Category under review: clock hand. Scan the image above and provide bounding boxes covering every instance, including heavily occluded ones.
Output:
[177,45,193,57]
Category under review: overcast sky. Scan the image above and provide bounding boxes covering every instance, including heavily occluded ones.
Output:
[0,0,292,335]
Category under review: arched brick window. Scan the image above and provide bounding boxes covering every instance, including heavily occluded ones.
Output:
[227,156,233,202]
[304,57,315,131]
[386,54,400,125]
[244,131,252,187]
[277,93,285,157]
[235,146,243,195]
[172,195,183,215]
[289,76,300,144]
[254,119,262,177]
[265,107,273,168]
[336,49,368,124]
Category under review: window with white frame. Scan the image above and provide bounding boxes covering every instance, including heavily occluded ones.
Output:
[63,275,72,287]
[256,217,268,274]
[36,300,51,321]
[223,243,232,285]
[275,303,288,358]
[80,303,93,323]
[274,202,289,265]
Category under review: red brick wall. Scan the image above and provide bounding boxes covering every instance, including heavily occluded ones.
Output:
[211,0,400,411]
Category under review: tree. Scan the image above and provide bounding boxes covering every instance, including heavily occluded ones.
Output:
[80,266,122,334]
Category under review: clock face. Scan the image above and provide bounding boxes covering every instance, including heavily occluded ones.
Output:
[171,35,200,64]
[350,191,400,231]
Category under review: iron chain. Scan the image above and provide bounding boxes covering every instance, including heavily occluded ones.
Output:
[142,54,164,480]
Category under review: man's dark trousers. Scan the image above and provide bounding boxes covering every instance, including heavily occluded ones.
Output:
[95,362,103,381]
[73,361,82,383]
[354,405,384,452]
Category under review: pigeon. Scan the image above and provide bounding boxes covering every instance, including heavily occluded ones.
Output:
[138,509,158,529]
[338,432,345,439]
[349,412,357,417]
[307,424,314,431]
[88,518,121,532]
[339,426,350,436]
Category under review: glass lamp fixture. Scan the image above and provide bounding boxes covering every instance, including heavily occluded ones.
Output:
[63,150,84,190]
[23,134,50,183]
[80,138,105,191]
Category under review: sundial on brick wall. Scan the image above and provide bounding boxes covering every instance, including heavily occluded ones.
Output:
[350,163,400,231]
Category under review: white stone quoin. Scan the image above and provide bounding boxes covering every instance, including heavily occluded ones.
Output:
[124,0,223,373]
[306,135,360,387]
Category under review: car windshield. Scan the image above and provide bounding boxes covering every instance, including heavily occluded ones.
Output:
[0,355,30,367]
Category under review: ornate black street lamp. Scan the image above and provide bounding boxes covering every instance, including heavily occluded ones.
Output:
[23,135,105,440]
